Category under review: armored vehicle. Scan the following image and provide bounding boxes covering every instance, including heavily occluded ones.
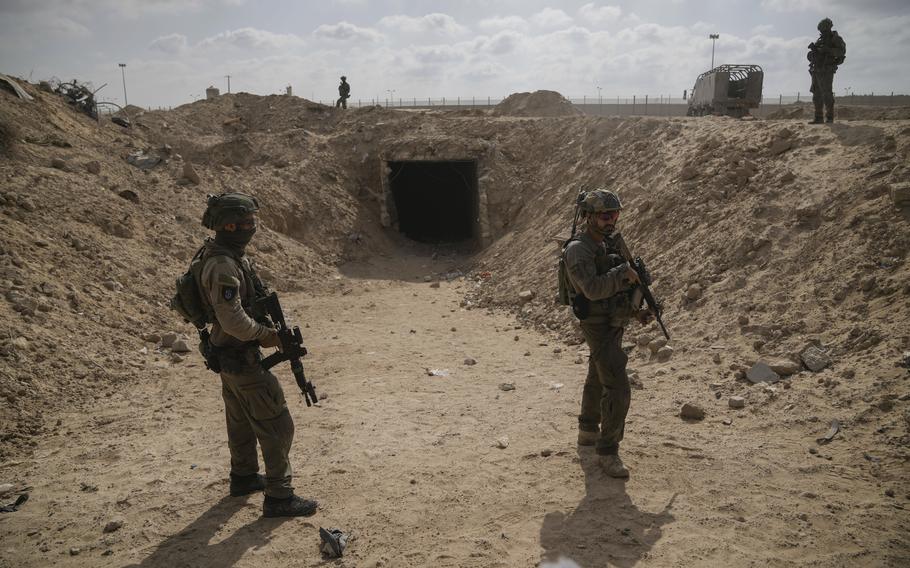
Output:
[687,64,763,117]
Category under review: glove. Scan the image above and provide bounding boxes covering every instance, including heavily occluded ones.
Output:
[259,328,281,349]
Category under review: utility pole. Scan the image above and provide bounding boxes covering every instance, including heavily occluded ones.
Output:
[225,75,231,94]
[118,63,128,107]
[596,85,602,105]
[709,34,719,69]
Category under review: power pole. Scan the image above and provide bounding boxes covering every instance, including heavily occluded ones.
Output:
[225,75,231,94]
[118,63,128,106]
[709,34,719,69]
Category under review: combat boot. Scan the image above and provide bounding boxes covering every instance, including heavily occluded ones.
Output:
[809,115,824,124]
[263,494,318,518]
[577,430,598,446]
[825,115,834,123]
[229,473,266,497]
[599,454,630,478]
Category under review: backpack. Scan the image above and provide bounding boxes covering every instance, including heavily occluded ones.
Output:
[170,245,216,329]
[833,32,846,65]
[557,237,577,306]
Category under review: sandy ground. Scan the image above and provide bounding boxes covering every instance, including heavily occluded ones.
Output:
[1,252,907,568]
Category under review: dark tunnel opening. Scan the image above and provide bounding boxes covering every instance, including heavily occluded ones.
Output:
[388,160,478,244]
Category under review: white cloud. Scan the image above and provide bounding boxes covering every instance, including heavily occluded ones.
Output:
[478,15,528,33]
[313,21,383,42]
[378,13,466,36]
[149,33,188,54]
[42,16,92,38]
[531,8,574,29]
[578,3,622,26]
[760,0,822,11]
[198,28,305,50]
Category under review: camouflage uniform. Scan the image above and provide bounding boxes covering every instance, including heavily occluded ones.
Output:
[336,77,350,109]
[565,228,637,456]
[199,240,296,499]
[808,19,846,123]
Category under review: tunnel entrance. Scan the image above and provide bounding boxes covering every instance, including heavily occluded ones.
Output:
[387,160,478,244]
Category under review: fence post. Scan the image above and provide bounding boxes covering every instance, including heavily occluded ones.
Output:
[443,97,446,107]
[633,95,636,115]
[488,96,491,107]
[584,95,586,106]
[779,94,782,105]
[472,96,475,108]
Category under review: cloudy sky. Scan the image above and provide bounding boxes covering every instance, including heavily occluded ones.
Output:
[1,0,907,108]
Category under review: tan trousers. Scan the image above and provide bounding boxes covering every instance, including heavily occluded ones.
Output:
[219,349,295,498]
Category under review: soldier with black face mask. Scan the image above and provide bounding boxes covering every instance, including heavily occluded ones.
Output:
[197,193,317,517]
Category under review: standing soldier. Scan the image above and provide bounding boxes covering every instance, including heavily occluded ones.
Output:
[196,193,317,517]
[336,76,350,109]
[562,189,653,478]
[807,18,846,124]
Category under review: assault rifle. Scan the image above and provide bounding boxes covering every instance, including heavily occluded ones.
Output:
[256,292,318,406]
[630,257,670,340]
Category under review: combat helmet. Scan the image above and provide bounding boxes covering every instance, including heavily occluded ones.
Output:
[817,18,833,32]
[202,192,260,230]
[340,76,347,81]
[579,188,623,213]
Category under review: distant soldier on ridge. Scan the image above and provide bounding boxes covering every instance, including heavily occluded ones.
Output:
[336,76,350,109]
[807,18,846,124]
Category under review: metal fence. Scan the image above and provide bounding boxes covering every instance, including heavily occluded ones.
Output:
[318,92,908,118]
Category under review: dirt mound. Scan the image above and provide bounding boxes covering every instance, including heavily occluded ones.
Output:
[492,90,582,117]
[767,102,910,120]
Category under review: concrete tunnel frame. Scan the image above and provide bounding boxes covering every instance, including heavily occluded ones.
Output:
[378,156,492,248]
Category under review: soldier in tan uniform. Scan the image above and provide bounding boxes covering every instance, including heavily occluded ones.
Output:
[563,189,652,478]
[198,193,317,517]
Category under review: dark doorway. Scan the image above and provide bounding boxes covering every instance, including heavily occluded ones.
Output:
[388,160,478,243]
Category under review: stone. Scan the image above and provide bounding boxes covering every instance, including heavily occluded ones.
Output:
[170,353,185,363]
[769,139,793,156]
[86,161,101,175]
[0,483,14,495]
[103,280,123,292]
[51,158,68,170]
[891,181,910,207]
[463,357,477,366]
[11,337,28,350]
[574,357,584,364]
[729,396,746,409]
[679,165,699,181]
[712,353,721,364]
[737,315,749,326]
[540,449,553,457]
[768,359,802,376]
[429,281,440,288]
[103,519,124,533]
[680,403,705,421]
[142,333,161,343]
[656,345,674,362]
[685,283,702,301]
[171,339,190,353]
[518,290,535,302]
[636,335,653,347]
[498,382,515,391]
[648,337,668,354]
[746,361,781,384]
[801,346,831,372]
[494,436,509,449]
[160,332,178,348]
[182,162,201,185]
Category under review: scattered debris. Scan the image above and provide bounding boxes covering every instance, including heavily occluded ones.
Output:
[0,493,28,513]
[498,382,515,391]
[319,527,349,558]
[103,519,124,533]
[540,449,553,457]
[547,382,564,391]
[801,346,831,372]
[816,419,840,445]
[126,150,162,170]
[680,403,705,421]
[729,396,746,409]
[182,161,201,185]
[518,290,535,302]
[0,73,34,101]
[425,368,449,377]
[463,357,477,366]
[746,361,781,384]
[494,436,509,449]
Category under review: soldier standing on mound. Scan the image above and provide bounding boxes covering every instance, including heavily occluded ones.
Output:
[807,18,846,124]
[336,76,350,109]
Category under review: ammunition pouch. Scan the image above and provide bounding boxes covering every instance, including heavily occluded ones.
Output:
[210,342,261,374]
[571,294,590,320]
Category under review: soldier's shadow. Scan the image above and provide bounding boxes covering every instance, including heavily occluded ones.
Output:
[539,448,676,568]
[124,496,291,568]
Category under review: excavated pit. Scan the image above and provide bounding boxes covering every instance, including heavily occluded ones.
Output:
[386,160,479,244]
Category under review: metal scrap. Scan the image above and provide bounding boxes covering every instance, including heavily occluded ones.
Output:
[0,74,34,101]
[816,419,840,445]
